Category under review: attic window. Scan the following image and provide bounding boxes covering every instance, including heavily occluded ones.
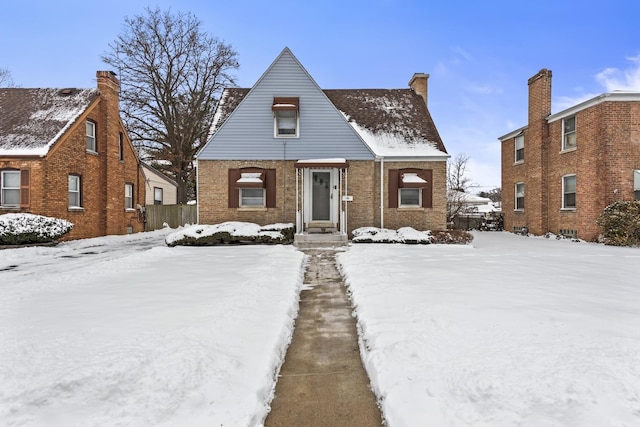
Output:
[273,97,299,137]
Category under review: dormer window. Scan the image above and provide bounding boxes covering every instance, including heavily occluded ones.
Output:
[273,97,299,137]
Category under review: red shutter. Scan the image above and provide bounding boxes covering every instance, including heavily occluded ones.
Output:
[388,169,399,208]
[265,169,276,208]
[20,169,30,207]
[420,169,433,208]
[228,169,240,208]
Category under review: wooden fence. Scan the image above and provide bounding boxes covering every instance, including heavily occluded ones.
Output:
[145,204,197,231]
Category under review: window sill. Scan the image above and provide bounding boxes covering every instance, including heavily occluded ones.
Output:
[398,206,424,210]
[68,207,85,212]
[86,149,99,156]
[560,208,577,212]
[513,209,525,213]
[513,160,524,165]
[274,135,299,139]
[0,206,20,210]
[125,208,136,212]
[237,207,267,211]
[560,147,576,154]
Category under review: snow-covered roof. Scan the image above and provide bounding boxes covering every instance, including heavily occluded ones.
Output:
[0,88,99,156]
[210,87,448,159]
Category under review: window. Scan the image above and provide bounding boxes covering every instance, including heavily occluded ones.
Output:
[1,170,20,207]
[515,182,525,210]
[228,168,276,208]
[86,120,96,152]
[562,175,576,209]
[562,116,576,150]
[272,97,299,137]
[240,188,265,207]
[388,169,433,208]
[118,133,124,161]
[125,183,133,210]
[68,175,82,208]
[634,170,640,201]
[154,187,163,205]
[515,134,524,162]
[399,188,421,207]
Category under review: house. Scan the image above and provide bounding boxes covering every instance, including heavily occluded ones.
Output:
[141,163,178,205]
[499,69,640,240]
[0,71,145,240]
[196,47,449,237]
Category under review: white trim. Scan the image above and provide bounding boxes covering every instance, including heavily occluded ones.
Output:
[515,182,525,211]
[399,187,422,208]
[498,126,527,141]
[562,174,576,209]
[548,91,640,123]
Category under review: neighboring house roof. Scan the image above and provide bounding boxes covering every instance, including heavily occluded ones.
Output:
[209,86,448,159]
[0,87,99,156]
[141,162,178,187]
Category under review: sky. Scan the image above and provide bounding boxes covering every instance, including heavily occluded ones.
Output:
[2,0,640,191]
[2,225,639,425]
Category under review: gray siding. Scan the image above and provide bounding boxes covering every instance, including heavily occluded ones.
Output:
[198,49,375,161]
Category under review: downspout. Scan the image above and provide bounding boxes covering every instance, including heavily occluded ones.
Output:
[380,156,384,229]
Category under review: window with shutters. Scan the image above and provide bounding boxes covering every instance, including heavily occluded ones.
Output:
[388,169,432,209]
[228,168,276,209]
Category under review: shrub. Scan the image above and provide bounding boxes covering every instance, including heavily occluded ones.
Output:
[430,229,474,244]
[596,201,640,246]
[0,213,73,245]
[166,222,295,247]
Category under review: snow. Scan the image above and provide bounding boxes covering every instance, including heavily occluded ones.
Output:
[339,111,448,158]
[294,158,347,164]
[165,222,293,245]
[337,231,640,426]
[1,229,639,426]
[0,228,305,427]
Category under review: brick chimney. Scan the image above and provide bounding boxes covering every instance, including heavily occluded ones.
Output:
[96,70,120,93]
[528,69,552,124]
[409,73,429,105]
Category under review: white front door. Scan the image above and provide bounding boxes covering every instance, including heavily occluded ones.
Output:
[305,169,337,226]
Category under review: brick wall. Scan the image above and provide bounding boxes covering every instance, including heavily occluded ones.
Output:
[502,68,640,241]
[198,158,448,235]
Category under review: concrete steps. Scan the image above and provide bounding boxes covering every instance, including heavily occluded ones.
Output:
[294,232,349,248]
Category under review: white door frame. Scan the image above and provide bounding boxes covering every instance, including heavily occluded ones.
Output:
[304,168,338,226]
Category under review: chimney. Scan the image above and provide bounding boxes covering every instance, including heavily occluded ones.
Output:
[527,68,552,123]
[409,73,429,105]
[96,70,120,94]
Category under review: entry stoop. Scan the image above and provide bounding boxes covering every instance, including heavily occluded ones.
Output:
[294,232,349,248]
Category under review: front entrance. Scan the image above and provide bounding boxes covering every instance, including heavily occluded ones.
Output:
[294,160,349,235]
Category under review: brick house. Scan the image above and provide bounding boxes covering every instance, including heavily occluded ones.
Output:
[0,71,145,240]
[196,48,449,237]
[499,68,640,241]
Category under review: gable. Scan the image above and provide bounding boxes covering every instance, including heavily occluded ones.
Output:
[198,48,375,161]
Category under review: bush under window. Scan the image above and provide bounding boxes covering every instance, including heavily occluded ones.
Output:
[0,213,73,245]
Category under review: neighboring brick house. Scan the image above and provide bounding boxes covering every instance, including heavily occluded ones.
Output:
[499,68,640,241]
[197,47,449,236]
[0,71,145,240]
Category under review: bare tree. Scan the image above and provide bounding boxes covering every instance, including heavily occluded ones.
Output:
[479,187,501,203]
[102,7,239,203]
[446,153,474,224]
[0,67,16,87]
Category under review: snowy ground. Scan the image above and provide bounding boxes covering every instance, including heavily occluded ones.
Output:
[1,230,639,426]
[338,232,640,427]
[0,229,305,427]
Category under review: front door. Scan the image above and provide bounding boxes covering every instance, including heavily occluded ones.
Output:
[311,171,332,221]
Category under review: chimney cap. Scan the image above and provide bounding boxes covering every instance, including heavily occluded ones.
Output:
[408,73,429,87]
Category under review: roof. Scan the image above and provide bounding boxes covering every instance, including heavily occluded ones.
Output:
[141,162,178,187]
[0,87,99,156]
[210,87,448,158]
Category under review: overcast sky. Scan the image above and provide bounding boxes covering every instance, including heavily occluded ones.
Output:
[2,0,640,191]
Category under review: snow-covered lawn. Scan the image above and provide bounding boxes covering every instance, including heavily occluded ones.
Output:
[0,229,305,426]
[338,232,640,427]
[1,229,639,426]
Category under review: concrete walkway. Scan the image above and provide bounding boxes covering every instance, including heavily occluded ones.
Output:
[265,248,383,427]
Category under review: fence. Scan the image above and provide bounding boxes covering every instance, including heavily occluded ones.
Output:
[145,204,197,231]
